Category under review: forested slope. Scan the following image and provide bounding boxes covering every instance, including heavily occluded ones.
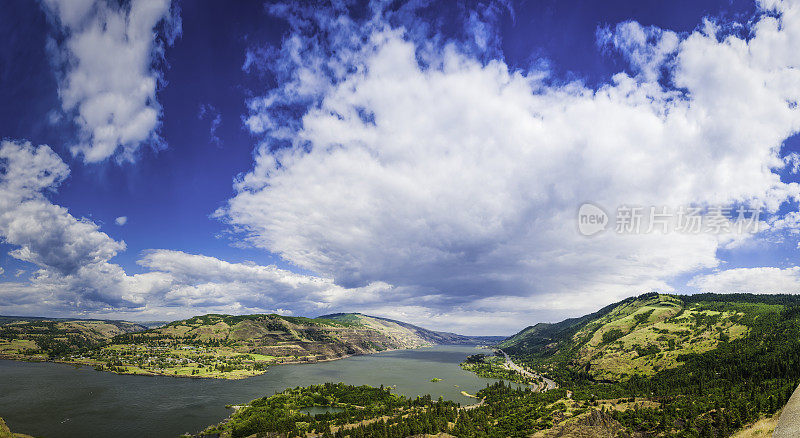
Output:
[499,292,800,436]
[181,293,800,437]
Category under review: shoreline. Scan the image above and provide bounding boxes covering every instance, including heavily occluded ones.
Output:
[458,349,558,391]
[0,344,434,380]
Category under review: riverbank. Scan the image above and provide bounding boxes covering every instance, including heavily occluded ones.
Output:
[0,353,265,380]
[1,345,423,380]
[459,349,557,390]
[185,383,466,437]
[0,417,33,438]
[497,349,557,391]
[184,379,573,437]
[0,345,493,438]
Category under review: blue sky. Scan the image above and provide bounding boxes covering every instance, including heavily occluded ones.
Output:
[3,0,800,335]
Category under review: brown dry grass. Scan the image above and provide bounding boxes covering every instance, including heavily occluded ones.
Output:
[732,410,780,437]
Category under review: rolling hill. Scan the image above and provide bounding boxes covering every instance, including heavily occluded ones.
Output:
[499,292,754,381]
[319,313,505,345]
[193,292,800,438]
[0,312,497,379]
[0,318,147,360]
[494,292,800,437]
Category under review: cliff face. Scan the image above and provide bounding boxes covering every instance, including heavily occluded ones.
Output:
[320,313,506,345]
[133,313,434,362]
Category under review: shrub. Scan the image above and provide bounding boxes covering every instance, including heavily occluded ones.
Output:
[602,329,624,344]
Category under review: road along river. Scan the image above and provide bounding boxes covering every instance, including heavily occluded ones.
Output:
[497,349,557,391]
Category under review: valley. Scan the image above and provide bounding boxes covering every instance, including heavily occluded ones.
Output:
[0,313,501,379]
[0,345,510,438]
[186,293,800,437]
[4,293,800,437]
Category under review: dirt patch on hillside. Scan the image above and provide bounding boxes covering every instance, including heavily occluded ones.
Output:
[531,409,637,438]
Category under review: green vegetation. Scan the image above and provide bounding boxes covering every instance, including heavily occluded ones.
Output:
[0,417,33,438]
[500,293,752,381]
[0,312,500,380]
[499,292,800,437]
[82,313,439,379]
[601,328,624,344]
[189,381,576,438]
[0,312,452,379]
[9,294,800,438]
[459,353,533,385]
[186,293,800,438]
[0,319,145,360]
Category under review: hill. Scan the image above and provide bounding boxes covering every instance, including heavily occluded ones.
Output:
[172,293,800,438]
[493,292,800,437]
[0,318,146,360]
[0,312,495,379]
[499,293,754,381]
[319,313,505,345]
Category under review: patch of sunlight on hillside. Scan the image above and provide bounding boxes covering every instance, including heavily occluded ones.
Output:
[569,295,749,380]
[732,410,780,437]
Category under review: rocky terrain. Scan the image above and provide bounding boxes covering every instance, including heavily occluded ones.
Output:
[319,313,504,346]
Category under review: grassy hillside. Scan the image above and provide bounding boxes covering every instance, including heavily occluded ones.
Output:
[77,313,438,379]
[501,293,754,381]
[320,313,504,345]
[0,318,146,360]
[495,292,800,437]
[188,382,467,438]
[178,293,800,437]
[0,312,489,380]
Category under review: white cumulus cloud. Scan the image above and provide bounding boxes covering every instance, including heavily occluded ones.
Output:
[114,216,127,226]
[42,0,180,162]
[0,140,132,307]
[0,141,126,276]
[217,0,800,321]
[689,266,800,294]
[0,141,475,329]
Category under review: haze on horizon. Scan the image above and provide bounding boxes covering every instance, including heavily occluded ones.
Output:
[4,0,800,336]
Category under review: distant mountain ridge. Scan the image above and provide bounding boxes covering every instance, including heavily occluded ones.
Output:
[0,317,147,360]
[319,313,505,345]
[0,311,501,379]
[0,315,149,327]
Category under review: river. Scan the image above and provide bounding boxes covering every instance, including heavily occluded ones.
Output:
[0,345,503,438]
